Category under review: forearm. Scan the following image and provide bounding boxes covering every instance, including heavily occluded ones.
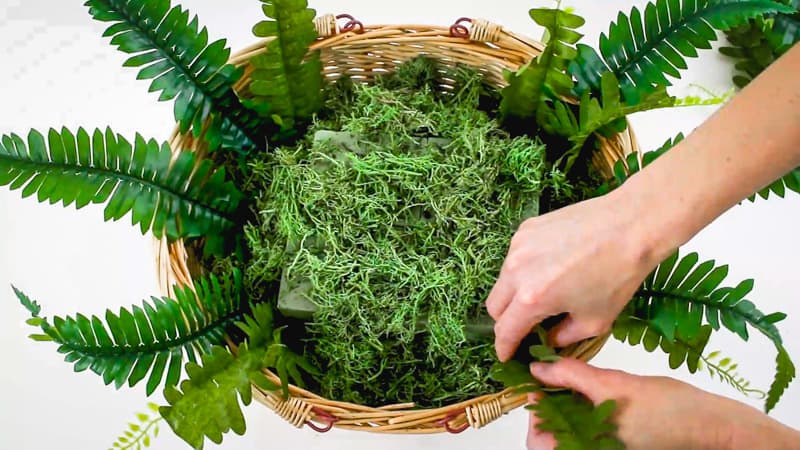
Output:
[729,415,800,450]
[618,43,800,263]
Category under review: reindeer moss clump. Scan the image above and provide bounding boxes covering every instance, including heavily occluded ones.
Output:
[241,59,556,406]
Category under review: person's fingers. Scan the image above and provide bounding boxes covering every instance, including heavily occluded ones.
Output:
[486,271,515,320]
[494,295,551,361]
[527,392,556,450]
[529,358,614,403]
[547,315,605,347]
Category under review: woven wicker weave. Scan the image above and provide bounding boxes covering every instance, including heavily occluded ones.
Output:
[155,14,639,435]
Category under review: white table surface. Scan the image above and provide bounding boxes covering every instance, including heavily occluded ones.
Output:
[1,1,797,449]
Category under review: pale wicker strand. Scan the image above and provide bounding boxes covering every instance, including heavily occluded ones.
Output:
[270,396,315,428]
[314,13,337,37]
[470,18,502,43]
[465,399,503,429]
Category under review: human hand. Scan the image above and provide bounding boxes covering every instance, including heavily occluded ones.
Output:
[526,358,800,450]
[487,190,668,362]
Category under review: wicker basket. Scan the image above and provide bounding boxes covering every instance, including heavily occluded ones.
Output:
[156,14,639,435]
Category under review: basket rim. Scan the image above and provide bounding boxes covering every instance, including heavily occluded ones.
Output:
[156,19,635,434]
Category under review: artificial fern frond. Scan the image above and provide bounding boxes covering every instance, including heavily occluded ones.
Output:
[767,345,796,412]
[0,128,242,249]
[500,6,585,122]
[720,19,778,87]
[637,250,795,411]
[613,315,710,373]
[569,0,794,104]
[16,270,245,396]
[766,0,800,51]
[528,393,624,450]
[700,350,765,397]
[540,72,675,171]
[160,303,317,449]
[614,315,764,397]
[85,0,268,152]
[250,0,323,134]
[109,403,162,450]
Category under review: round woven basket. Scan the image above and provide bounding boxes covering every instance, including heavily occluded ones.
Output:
[156,15,639,435]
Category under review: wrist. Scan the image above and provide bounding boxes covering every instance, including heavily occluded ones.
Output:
[728,416,800,450]
[606,172,688,271]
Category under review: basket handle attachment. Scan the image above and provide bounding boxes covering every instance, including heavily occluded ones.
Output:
[436,410,470,434]
[307,406,339,433]
[337,14,364,33]
[449,17,503,43]
[314,13,365,37]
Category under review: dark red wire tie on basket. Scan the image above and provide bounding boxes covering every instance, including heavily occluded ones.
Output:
[336,14,364,33]
[437,410,470,434]
[449,17,472,38]
[307,406,339,433]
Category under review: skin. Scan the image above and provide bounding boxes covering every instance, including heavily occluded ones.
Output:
[486,43,800,449]
[527,359,800,450]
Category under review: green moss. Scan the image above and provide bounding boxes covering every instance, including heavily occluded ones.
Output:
[231,58,567,406]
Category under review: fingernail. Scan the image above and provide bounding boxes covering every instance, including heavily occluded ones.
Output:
[530,362,549,377]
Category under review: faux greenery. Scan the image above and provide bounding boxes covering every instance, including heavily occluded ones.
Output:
[250,62,550,406]
[4,0,798,449]
[109,403,162,450]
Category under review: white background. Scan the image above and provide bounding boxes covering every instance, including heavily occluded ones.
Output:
[0,1,797,449]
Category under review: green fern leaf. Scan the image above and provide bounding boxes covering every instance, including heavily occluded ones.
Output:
[528,393,624,450]
[15,270,245,396]
[0,128,242,248]
[570,0,794,104]
[766,345,796,412]
[613,315,711,373]
[109,403,162,450]
[85,0,269,152]
[500,7,585,122]
[541,72,675,171]
[160,303,317,449]
[250,0,323,134]
[638,251,796,410]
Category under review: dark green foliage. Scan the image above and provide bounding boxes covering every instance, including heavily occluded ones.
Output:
[614,315,763,396]
[613,316,711,373]
[529,394,625,450]
[570,0,794,104]
[767,345,796,412]
[85,0,268,152]
[160,303,317,450]
[250,0,323,135]
[719,0,798,87]
[500,8,585,123]
[596,133,685,195]
[766,7,800,51]
[0,128,242,251]
[109,403,162,450]
[637,251,795,411]
[720,19,782,87]
[539,72,675,171]
[16,270,245,396]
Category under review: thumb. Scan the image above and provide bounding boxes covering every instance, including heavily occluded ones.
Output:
[530,358,612,403]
